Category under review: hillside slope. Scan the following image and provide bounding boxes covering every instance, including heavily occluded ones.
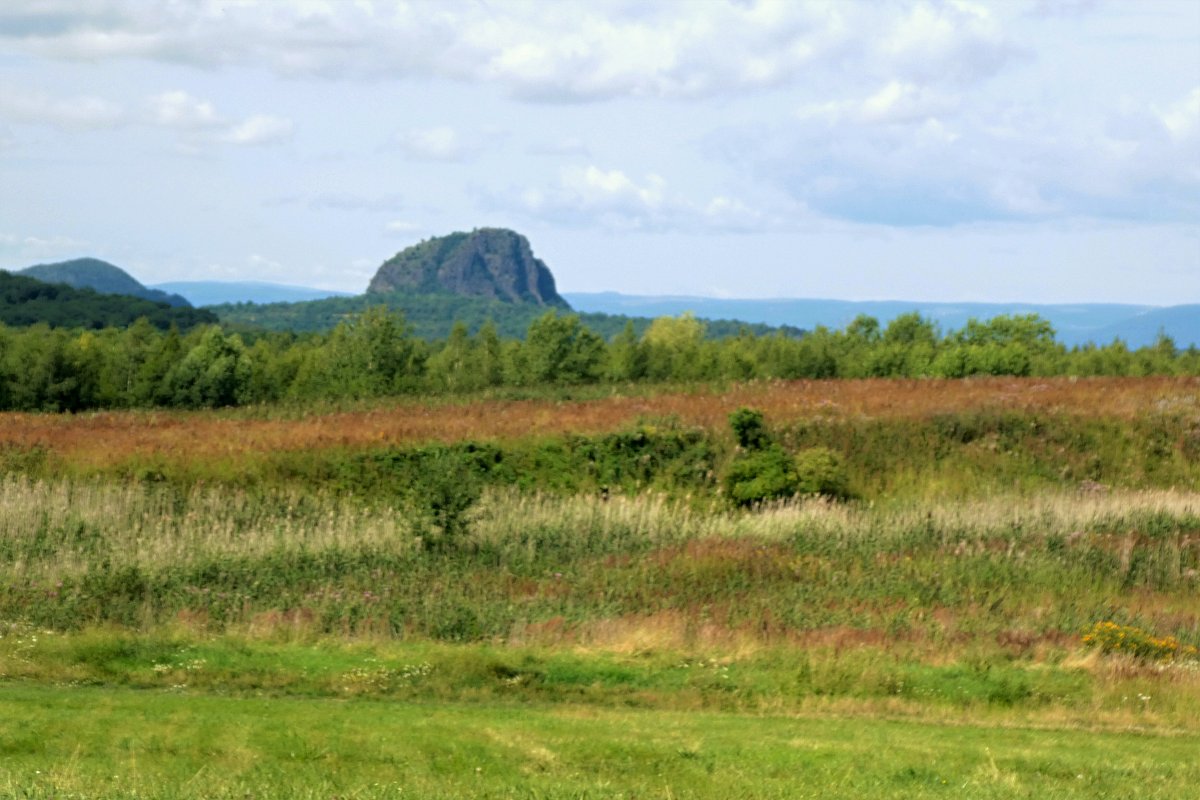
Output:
[0,270,217,330]
[19,258,192,307]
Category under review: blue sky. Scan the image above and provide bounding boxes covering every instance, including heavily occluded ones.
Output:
[1,0,1197,303]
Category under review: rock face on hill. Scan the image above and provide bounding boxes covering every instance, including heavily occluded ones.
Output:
[19,258,192,307]
[368,229,568,307]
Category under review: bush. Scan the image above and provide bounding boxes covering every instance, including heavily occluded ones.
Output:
[794,447,849,499]
[724,444,850,507]
[723,445,797,507]
[729,407,770,450]
[1082,621,1199,662]
[414,451,484,551]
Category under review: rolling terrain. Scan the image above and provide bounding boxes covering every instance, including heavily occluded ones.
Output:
[1,375,1198,797]
[566,292,1200,348]
[2,374,1198,797]
[17,258,192,307]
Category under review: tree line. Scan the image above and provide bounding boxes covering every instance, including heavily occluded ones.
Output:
[0,308,1195,411]
[0,271,216,331]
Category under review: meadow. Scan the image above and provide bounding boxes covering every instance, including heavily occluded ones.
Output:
[1,376,1198,797]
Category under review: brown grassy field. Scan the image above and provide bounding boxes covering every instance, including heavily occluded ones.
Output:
[2,376,1196,468]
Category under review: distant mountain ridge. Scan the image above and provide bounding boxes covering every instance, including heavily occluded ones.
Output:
[369,228,567,307]
[564,293,1199,349]
[12,244,1193,349]
[18,258,192,307]
[151,281,354,307]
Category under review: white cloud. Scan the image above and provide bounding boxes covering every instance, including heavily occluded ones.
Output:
[145,90,219,129]
[0,83,293,149]
[393,124,508,161]
[719,78,1200,227]
[0,85,123,130]
[385,220,422,234]
[0,1,1021,101]
[798,80,959,126]
[394,126,473,161]
[0,231,90,261]
[505,164,788,233]
[563,166,666,211]
[882,1,1016,84]
[220,114,293,146]
[1158,87,1200,141]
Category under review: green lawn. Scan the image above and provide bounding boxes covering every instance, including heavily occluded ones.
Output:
[1,684,1197,799]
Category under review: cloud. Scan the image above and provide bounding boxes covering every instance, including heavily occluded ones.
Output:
[1158,87,1200,142]
[384,220,422,235]
[0,231,89,261]
[716,82,1200,226]
[882,1,1017,85]
[394,126,475,162]
[500,164,788,233]
[144,90,219,129]
[1,83,293,148]
[0,85,123,130]
[220,114,293,146]
[797,80,959,126]
[0,1,1021,102]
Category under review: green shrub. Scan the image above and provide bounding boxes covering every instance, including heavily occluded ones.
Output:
[723,445,797,507]
[794,446,849,499]
[724,444,850,506]
[413,451,484,551]
[729,407,770,450]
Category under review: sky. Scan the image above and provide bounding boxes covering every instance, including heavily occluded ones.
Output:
[1,0,1198,303]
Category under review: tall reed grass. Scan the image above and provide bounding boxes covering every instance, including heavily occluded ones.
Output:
[2,478,1196,650]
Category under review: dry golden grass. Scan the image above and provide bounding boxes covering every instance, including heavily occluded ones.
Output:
[1,376,1195,468]
[5,476,1196,577]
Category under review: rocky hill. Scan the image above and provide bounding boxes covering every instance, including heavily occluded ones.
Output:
[368,229,568,307]
[19,258,192,307]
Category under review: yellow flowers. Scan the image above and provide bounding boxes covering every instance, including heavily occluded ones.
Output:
[1082,621,1199,662]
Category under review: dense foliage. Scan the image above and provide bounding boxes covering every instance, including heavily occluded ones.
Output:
[0,271,215,331]
[17,257,192,307]
[209,289,795,340]
[723,407,851,505]
[0,306,1196,411]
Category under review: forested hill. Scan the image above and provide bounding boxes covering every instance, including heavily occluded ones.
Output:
[211,228,799,340]
[18,258,192,307]
[0,271,217,330]
[210,290,799,341]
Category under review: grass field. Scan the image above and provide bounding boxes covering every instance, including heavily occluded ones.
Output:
[4,684,1199,799]
[3,376,1198,505]
[1,377,1198,797]
[2,376,1195,465]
